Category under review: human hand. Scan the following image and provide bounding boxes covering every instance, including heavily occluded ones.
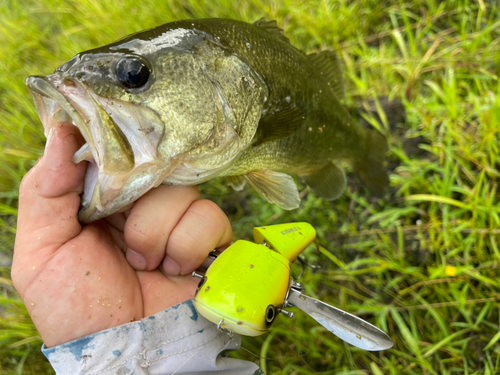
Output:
[11,122,232,348]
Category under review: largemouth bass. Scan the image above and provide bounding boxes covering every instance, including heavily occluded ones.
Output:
[26,18,389,223]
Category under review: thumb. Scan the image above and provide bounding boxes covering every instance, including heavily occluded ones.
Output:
[14,122,86,274]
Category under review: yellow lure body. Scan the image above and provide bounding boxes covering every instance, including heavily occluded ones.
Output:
[252,222,316,262]
[194,222,316,336]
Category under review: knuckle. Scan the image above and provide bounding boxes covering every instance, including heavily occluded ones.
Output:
[168,229,198,255]
[190,199,226,225]
[126,221,152,246]
[124,218,164,256]
[167,228,207,269]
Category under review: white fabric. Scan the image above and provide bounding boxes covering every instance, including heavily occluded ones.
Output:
[42,299,262,375]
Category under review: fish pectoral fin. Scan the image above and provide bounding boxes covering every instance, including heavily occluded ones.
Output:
[302,162,347,200]
[227,175,246,191]
[244,170,300,210]
[253,105,307,147]
[307,51,345,100]
[253,18,291,45]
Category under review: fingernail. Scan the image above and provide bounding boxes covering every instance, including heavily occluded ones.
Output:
[126,248,147,271]
[162,256,181,276]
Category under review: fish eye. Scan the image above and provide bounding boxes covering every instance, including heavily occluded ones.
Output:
[116,57,151,89]
[265,305,276,324]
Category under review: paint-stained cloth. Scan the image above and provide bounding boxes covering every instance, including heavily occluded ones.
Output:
[42,299,263,375]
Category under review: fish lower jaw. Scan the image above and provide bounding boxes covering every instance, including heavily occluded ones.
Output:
[73,142,134,206]
[77,160,177,223]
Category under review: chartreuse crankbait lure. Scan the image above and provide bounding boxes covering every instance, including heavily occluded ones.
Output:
[193,222,393,351]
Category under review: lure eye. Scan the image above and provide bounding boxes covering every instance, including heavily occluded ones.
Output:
[265,305,276,324]
[116,57,150,89]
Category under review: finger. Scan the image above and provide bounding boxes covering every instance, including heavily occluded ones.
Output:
[124,185,200,271]
[162,199,232,276]
[15,123,86,254]
[13,123,86,291]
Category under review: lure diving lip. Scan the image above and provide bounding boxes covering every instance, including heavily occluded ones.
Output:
[193,222,394,351]
[285,282,394,351]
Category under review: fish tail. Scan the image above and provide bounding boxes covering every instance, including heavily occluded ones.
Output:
[352,130,389,196]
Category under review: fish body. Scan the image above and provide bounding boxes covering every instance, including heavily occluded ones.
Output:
[26,18,388,222]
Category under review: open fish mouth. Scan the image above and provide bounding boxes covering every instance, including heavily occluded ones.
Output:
[26,74,170,223]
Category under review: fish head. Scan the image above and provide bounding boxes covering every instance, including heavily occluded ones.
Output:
[26,25,268,222]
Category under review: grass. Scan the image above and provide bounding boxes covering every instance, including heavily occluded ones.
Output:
[1,0,500,373]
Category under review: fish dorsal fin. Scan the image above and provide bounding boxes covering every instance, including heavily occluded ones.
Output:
[302,162,346,200]
[227,175,246,191]
[253,18,291,45]
[253,105,307,147]
[244,170,300,210]
[307,51,345,100]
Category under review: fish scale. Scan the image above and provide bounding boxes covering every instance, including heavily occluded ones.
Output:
[26,18,389,222]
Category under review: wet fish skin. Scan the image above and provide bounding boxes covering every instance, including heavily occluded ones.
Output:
[26,18,389,222]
